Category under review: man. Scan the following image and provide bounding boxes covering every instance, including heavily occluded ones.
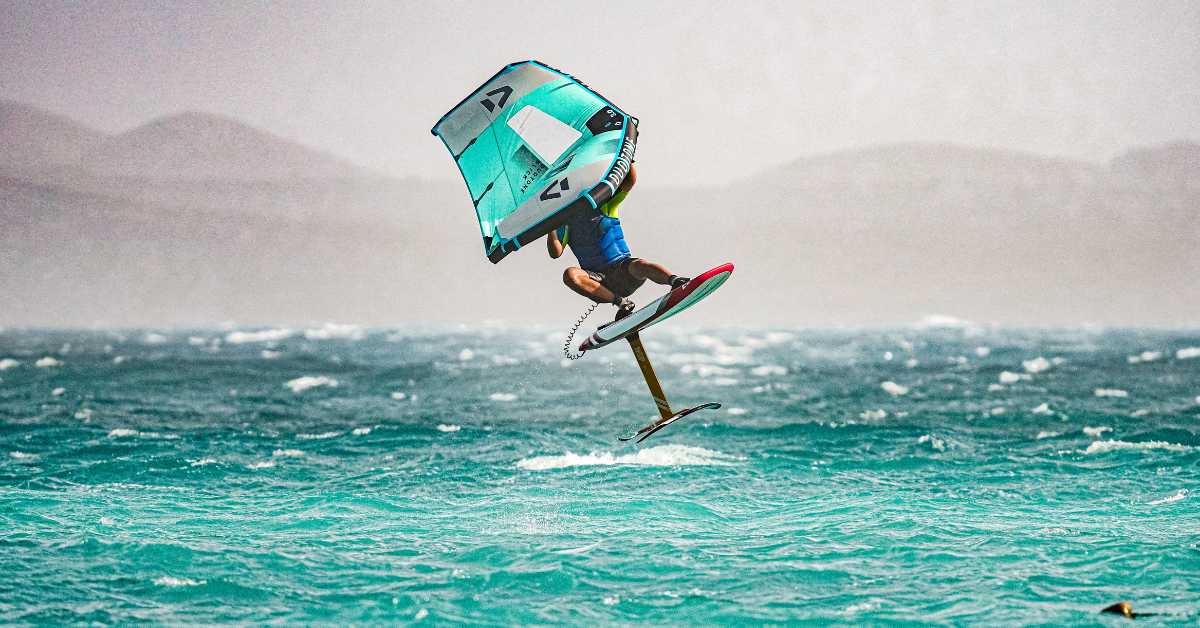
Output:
[546,164,689,319]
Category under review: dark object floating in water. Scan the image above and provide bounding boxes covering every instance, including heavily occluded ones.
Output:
[1102,602,1157,619]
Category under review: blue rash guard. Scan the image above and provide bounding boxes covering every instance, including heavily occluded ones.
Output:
[555,189,631,271]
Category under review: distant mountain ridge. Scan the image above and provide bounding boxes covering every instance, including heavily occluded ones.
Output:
[1,100,1197,326]
[0,100,107,172]
[1,101,375,181]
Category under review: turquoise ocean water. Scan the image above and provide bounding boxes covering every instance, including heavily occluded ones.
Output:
[1,324,1197,624]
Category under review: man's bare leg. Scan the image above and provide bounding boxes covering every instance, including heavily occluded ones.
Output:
[563,267,617,304]
[628,259,673,285]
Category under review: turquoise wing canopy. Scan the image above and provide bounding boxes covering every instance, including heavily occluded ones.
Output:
[431,61,638,263]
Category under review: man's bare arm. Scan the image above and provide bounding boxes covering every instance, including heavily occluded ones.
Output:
[619,163,637,193]
[547,232,564,258]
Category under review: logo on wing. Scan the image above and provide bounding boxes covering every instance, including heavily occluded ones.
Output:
[479,86,512,112]
[539,178,570,201]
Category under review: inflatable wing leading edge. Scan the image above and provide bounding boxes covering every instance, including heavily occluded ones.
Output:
[431,61,638,264]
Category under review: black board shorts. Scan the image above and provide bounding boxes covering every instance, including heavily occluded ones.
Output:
[586,257,646,299]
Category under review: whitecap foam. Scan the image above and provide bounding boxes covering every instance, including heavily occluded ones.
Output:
[1036,431,1061,439]
[1126,350,1162,364]
[726,407,748,415]
[35,356,61,368]
[154,576,205,587]
[107,428,138,438]
[112,356,128,364]
[751,364,787,377]
[437,424,462,433]
[51,387,65,396]
[285,376,338,393]
[1094,388,1128,398]
[142,333,169,345]
[517,444,739,471]
[1030,402,1053,415]
[297,431,340,440]
[489,392,517,402]
[260,350,281,360]
[680,363,737,378]
[987,383,1005,392]
[915,314,973,328]
[918,434,946,451]
[998,371,1027,384]
[0,358,19,370]
[1148,489,1188,505]
[974,346,991,357]
[190,458,217,467]
[10,451,37,460]
[187,336,207,346]
[273,449,305,458]
[390,391,407,401]
[881,381,909,396]
[303,322,365,340]
[225,328,293,344]
[1176,347,1200,360]
[860,409,887,420]
[352,427,372,436]
[247,460,276,469]
[1084,440,1193,455]
[458,348,475,361]
[1082,426,1112,438]
[1022,356,1053,374]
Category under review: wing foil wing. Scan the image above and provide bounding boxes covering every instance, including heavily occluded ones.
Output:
[432,61,638,263]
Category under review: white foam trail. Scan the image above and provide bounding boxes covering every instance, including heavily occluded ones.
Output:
[1149,489,1188,505]
[285,376,337,393]
[1176,347,1200,360]
[517,444,739,471]
[881,381,909,396]
[489,392,517,402]
[1082,426,1112,438]
[0,358,19,370]
[225,328,294,344]
[1094,388,1128,398]
[437,424,461,432]
[727,407,748,415]
[154,576,205,587]
[1084,440,1193,454]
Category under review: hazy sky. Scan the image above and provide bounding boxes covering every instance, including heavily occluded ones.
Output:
[3,1,1198,184]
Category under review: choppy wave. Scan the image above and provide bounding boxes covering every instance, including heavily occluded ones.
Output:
[1083,439,1193,454]
[517,445,739,471]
